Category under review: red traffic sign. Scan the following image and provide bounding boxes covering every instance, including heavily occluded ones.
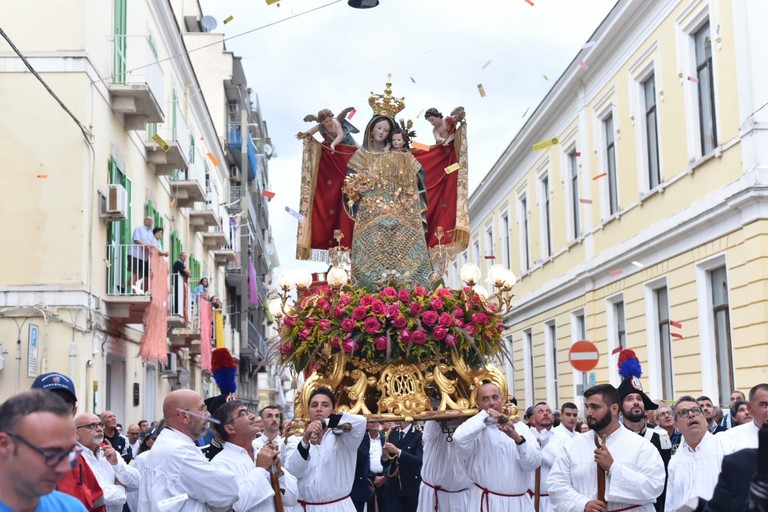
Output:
[569,340,599,372]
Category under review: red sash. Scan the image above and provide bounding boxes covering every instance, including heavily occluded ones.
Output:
[422,479,468,512]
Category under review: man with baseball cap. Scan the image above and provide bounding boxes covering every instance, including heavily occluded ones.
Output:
[32,372,106,512]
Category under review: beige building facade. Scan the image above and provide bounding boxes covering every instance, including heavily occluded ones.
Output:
[449,0,768,411]
[0,0,276,422]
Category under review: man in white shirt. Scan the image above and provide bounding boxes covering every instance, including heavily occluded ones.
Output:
[253,405,285,455]
[75,413,140,512]
[138,389,239,511]
[664,396,730,512]
[553,402,579,439]
[284,387,367,511]
[548,384,665,512]
[129,216,155,292]
[530,402,559,512]
[453,382,542,512]
[126,424,141,461]
[417,417,471,512]
[211,400,297,511]
[722,383,768,452]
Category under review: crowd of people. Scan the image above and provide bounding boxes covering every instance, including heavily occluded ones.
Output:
[0,369,766,512]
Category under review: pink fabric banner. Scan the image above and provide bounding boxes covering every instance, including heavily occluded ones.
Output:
[249,257,259,307]
[199,298,212,371]
[139,247,170,364]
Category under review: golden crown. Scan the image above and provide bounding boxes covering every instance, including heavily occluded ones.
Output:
[368,74,405,118]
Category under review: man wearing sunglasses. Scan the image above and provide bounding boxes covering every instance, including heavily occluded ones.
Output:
[664,396,730,512]
[0,389,87,511]
[32,371,106,512]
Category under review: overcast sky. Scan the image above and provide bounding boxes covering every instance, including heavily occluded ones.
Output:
[198,0,617,280]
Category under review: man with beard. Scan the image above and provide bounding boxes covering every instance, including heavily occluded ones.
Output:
[548,384,664,512]
[76,413,140,512]
[616,351,671,512]
[664,396,730,512]
[529,402,557,512]
[283,387,367,512]
[138,389,239,511]
[211,400,298,511]
[453,382,542,512]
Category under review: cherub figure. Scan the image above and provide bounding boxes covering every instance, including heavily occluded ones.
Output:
[391,119,416,152]
[424,106,465,146]
[297,107,360,153]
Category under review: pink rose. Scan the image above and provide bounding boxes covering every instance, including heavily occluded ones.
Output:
[352,306,368,320]
[452,307,464,318]
[400,329,411,343]
[318,319,331,331]
[284,316,296,328]
[432,327,447,340]
[463,286,473,294]
[316,285,331,296]
[464,324,477,337]
[363,317,382,334]
[398,289,411,302]
[359,295,374,307]
[304,317,315,328]
[438,312,453,327]
[280,342,294,355]
[298,328,310,340]
[471,313,489,326]
[437,287,453,297]
[333,306,345,318]
[414,286,427,297]
[411,329,427,345]
[317,298,330,313]
[339,294,352,307]
[371,300,385,315]
[343,338,358,353]
[454,318,465,328]
[445,333,458,347]
[384,304,400,319]
[331,337,342,349]
[380,287,397,298]
[421,310,439,327]
[374,336,387,351]
[410,302,423,315]
[430,297,444,310]
[341,318,356,332]
[393,315,408,329]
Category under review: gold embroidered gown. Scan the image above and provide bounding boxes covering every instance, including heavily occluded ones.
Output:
[344,149,433,290]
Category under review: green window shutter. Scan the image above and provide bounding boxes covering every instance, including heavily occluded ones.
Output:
[171,232,182,264]
[113,0,127,83]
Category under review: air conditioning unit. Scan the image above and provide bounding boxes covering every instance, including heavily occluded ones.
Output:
[101,184,128,221]
[160,352,178,375]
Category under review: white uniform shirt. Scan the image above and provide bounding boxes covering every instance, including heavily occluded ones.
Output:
[548,427,665,512]
[530,427,556,512]
[138,427,239,512]
[284,412,366,512]
[417,420,471,512]
[211,442,298,512]
[664,432,728,512]
[368,432,384,474]
[453,410,542,512]
[80,444,140,512]
[721,420,759,452]
[127,450,150,512]
[253,433,285,453]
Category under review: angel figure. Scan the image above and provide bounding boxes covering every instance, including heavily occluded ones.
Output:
[425,106,465,146]
[296,107,360,153]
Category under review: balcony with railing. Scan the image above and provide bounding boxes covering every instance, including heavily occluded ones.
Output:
[170,137,205,208]
[188,186,219,232]
[145,102,191,175]
[104,243,153,322]
[169,276,205,349]
[241,319,268,361]
[109,35,165,130]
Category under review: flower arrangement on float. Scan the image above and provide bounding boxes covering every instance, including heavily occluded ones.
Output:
[277,282,506,373]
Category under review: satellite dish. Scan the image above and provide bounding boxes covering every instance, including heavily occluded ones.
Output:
[263,144,274,158]
[200,16,218,32]
[170,367,192,390]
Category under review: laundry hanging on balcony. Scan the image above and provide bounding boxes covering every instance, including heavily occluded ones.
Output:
[139,247,170,363]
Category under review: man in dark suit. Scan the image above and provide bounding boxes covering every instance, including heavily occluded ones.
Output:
[382,421,423,512]
[705,425,767,512]
[351,433,372,512]
[698,396,728,434]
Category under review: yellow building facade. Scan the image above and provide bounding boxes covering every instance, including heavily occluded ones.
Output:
[449,0,768,411]
[0,0,275,422]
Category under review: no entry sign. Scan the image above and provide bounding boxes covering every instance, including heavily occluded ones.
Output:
[569,340,599,372]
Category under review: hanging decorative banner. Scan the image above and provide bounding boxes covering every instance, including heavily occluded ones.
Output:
[611,346,622,355]
[671,332,684,340]
[669,320,683,329]
[261,190,276,199]
[533,137,559,151]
